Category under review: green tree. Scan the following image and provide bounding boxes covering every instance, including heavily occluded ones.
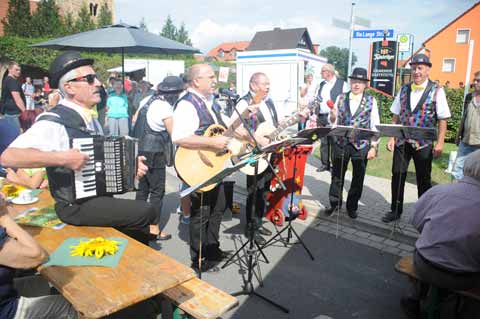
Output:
[75,4,96,32]
[161,15,177,40]
[320,46,357,79]
[30,0,64,37]
[97,2,113,27]
[138,17,148,31]
[62,12,76,35]
[177,22,192,46]
[2,0,32,37]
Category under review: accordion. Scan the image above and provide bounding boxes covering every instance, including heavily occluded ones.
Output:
[72,136,138,201]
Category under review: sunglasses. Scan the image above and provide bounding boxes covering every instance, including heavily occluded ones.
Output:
[68,74,98,85]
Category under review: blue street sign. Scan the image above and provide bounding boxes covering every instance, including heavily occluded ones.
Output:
[353,29,394,39]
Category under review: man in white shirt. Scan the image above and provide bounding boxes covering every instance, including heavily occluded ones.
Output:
[315,64,349,172]
[172,64,231,272]
[133,76,183,243]
[0,51,156,244]
[325,67,380,218]
[382,54,451,223]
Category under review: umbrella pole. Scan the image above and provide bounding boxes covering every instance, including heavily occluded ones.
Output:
[121,48,125,94]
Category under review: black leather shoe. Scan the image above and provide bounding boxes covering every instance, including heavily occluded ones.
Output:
[324,207,336,216]
[257,226,272,236]
[208,249,233,262]
[316,165,330,172]
[191,259,220,273]
[254,234,267,246]
[347,210,358,219]
[400,296,420,319]
[382,212,401,223]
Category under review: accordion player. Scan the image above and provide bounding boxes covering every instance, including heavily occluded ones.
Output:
[72,136,138,201]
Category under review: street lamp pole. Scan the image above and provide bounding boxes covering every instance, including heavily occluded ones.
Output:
[347,1,356,77]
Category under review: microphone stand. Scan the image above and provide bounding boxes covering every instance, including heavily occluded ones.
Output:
[221,95,289,314]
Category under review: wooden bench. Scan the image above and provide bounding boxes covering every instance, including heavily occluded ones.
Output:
[162,277,239,319]
[395,256,480,319]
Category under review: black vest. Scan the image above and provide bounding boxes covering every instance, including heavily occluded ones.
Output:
[240,92,279,128]
[317,78,345,113]
[37,105,97,209]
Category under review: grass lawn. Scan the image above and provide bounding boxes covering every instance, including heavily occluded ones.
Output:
[313,140,457,186]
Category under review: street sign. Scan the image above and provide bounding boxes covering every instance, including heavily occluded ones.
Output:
[370,40,398,97]
[397,34,411,52]
[353,29,394,39]
[332,16,371,30]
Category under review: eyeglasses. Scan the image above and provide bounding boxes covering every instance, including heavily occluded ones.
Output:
[474,78,480,83]
[68,74,98,85]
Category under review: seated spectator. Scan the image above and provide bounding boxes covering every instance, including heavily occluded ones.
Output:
[402,150,480,317]
[0,193,78,319]
[5,168,48,189]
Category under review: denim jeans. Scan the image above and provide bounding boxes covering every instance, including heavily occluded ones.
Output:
[3,113,21,134]
[451,142,480,180]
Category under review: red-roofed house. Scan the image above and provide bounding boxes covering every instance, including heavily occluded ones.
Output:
[207,41,250,62]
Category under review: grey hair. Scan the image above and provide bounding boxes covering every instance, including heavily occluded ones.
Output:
[463,150,480,181]
[58,68,78,96]
[322,63,335,73]
[249,72,267,90]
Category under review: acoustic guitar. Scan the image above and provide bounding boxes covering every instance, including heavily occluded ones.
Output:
[174,93,264,192]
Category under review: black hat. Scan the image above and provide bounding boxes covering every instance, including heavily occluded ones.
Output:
[49,51,94,89]
[157,76,184,93]
[348,67,369,81]
[409,53,432,67]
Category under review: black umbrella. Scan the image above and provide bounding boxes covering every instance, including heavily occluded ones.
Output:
[31,23,199,84]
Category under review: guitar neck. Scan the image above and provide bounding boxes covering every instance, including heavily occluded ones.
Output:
[267,113,301,141]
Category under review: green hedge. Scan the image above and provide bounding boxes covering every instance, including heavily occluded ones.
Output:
[367,88,466,143]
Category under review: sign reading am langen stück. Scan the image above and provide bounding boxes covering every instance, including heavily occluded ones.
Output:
[369,40,398,97]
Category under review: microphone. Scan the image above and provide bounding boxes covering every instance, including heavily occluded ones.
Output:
[219,88,240,100]
[327,99,335,109]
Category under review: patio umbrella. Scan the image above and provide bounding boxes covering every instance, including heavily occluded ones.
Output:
[31,23,199,85]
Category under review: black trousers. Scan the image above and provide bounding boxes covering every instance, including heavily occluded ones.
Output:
[391,143,433,215]
[329,143,369,212]
[414,250,480,291]
[317,114,332,168]
[246,169,272,230]
[189,183,226,262]
[135,152,167,225]
[56,196,156,245]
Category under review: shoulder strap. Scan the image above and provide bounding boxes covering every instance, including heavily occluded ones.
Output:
[37,105,90,133]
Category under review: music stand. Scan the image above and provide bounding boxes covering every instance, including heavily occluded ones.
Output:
[262,128,332,259]
[315,126,379,233]
[375,124,436,241]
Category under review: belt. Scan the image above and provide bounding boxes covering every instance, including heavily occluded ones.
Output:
[318,113,329,116]
[416,250,480,276]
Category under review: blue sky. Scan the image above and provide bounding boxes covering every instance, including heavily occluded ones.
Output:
[115,0,478,68]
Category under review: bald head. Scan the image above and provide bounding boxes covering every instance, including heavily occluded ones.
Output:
[187,64,216,97]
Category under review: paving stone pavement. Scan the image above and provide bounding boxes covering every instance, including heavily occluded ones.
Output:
[165,147,421,257]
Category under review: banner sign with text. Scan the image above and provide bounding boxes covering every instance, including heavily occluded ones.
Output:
[353,29,394,39]
[370,40,398,97]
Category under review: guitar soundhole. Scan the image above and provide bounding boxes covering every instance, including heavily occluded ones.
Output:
[209,127,225,137]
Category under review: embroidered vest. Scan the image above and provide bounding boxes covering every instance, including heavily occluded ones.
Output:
[178,92,225,136]
[397,81,437,148]
[336,93,373,150]
[240,93,279,131]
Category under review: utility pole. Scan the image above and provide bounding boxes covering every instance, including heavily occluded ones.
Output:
[347,1,356,78]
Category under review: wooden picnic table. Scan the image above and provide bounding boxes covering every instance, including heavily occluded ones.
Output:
[7,190,197,319]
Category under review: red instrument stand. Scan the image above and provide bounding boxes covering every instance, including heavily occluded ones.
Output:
[266,145,313,226]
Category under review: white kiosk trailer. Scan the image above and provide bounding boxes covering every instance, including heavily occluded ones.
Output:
[235,48,327,126]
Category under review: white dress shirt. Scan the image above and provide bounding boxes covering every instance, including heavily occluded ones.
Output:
[318,76,349,114]
[171,88,229,142]
[10,99,103,152]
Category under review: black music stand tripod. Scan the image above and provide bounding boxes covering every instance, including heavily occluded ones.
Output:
[375,125,436,241]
